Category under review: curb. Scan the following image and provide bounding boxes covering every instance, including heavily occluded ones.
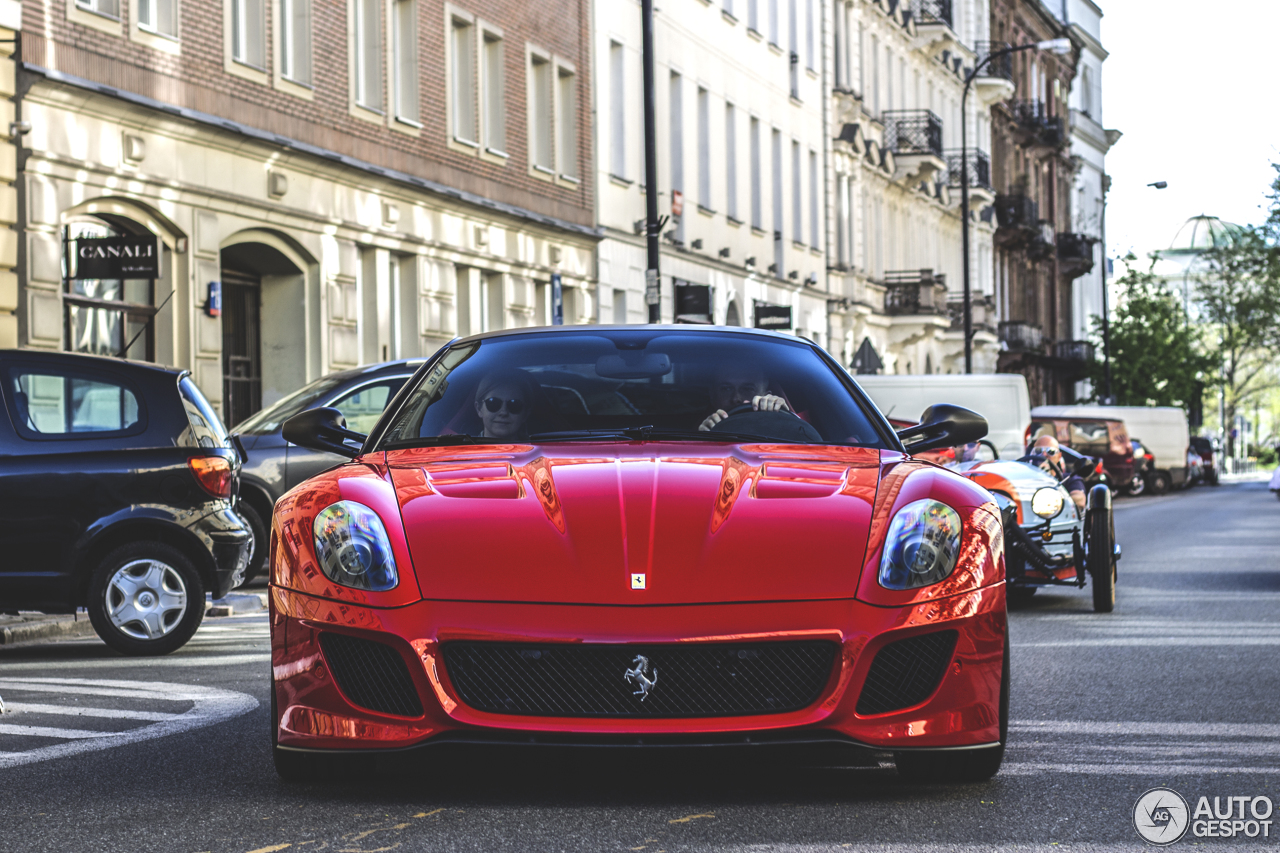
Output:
[0,616,98,646]
[206,592,269,618]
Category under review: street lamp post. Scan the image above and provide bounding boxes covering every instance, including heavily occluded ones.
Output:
[960,38,1072,373]
[642,0,661,323]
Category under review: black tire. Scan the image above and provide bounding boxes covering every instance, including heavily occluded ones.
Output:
[237,501,268,585]
[1007,585,1037,606]
[1124,474,1145,496]
[895,633,1008,784]
[1088,506,1116,613]
[1146,470,1171,496]
[87,542,205,656]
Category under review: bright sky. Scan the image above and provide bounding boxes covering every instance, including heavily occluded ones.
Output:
[1102,0,1280,260]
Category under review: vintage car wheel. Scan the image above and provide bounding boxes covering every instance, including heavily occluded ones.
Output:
[895,634,1008,784]
[87,542,205,656]
[1088,508,1117,613]
[1124,474,1146,496]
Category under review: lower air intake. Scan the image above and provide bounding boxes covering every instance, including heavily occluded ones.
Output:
[856,630,958,716]
[318,632,424,718]
[442,641,838,718]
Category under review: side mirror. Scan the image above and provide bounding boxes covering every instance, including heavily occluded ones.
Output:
[282,407,365,458]
[896,404,988,454]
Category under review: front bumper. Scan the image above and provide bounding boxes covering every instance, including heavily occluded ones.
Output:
[270,585,1005,754]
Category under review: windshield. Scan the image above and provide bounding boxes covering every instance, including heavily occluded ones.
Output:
[377,330,887,449]
[235,374,352,435]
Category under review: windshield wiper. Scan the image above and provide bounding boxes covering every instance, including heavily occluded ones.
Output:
[528,427,802,444]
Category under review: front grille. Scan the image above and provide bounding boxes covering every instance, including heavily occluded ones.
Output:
[442,641,838,718]
[319,632,424,717]
[856,630,958,716]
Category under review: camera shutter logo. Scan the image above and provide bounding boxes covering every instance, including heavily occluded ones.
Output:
[1134,787,1190,845]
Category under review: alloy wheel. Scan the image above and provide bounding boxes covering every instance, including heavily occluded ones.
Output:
[103,559,189,640]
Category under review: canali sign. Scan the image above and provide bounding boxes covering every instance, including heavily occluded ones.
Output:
[73,236,160,280]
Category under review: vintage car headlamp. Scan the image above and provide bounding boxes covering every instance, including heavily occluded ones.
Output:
[312,501,398,591]
[1030,487,1065,519]
[878,499,964,590]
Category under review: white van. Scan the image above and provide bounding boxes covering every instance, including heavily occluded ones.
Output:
[855,374,1032,459]
[1032,405,1190,491]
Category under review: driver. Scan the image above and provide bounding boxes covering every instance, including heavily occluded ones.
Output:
[1025,435,1086,510]
[473,369,537,440]
[698,366,791,432]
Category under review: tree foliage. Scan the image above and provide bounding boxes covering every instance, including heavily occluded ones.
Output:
[1086,256,1213,408]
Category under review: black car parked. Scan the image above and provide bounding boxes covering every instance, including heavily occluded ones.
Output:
[232,359,423,581]
[0,350,251,655]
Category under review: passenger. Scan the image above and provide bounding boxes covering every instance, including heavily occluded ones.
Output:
[698,365,792,432]
[1025,435,1087,510]
[473,369,537,440]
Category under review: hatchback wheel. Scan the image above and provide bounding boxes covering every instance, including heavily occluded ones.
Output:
[1146,470,1171,496]
[87,542,205,656]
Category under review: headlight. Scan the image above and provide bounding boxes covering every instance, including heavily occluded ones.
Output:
[1030,487,1065,519]
[312,501,398,591]
[878,499,963,590]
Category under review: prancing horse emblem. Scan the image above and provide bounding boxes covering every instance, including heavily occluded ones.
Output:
[624,655,658,701]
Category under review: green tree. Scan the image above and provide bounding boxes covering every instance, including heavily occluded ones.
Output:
[1196,225,1280,455]
[1087,255,1213,408]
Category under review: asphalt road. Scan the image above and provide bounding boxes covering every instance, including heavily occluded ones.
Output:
[2,480,1278,852]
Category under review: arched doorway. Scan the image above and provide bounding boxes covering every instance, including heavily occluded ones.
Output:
[219,235,311,426]
[724,300,741,326]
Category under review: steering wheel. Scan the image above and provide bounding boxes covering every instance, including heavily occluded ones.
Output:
[721,402,800,418]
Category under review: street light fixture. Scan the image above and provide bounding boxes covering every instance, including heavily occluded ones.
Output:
[960,37,1074,372]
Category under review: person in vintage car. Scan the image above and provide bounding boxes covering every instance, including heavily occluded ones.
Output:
[269,326,1007,783]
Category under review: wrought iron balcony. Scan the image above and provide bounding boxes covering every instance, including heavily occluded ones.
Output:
[999,321,1043,353]
[1058,232,1097,277]
[994,194,1038,230]
[909,0,952,27]
[882,110,944,159]
[975,42,1013,81]
[883,269,949,316]
[943,149,992,191]
[1010,100,1068,148]
[1054,340,1095,363]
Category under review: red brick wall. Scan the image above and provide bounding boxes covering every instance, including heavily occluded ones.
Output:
[21,0,594,227]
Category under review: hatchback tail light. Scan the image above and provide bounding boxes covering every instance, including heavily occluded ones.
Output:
[189,456,234,498]
[1095,460,1104,475]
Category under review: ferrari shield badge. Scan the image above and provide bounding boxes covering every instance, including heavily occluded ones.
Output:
[630,573,646,589]
[624,655,658,701]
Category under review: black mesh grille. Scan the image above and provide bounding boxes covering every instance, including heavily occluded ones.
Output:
[319,632,424,718]
[856,630,958,716]
[442,641,838,718]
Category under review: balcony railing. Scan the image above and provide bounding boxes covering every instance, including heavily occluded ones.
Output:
[943,149,992,191]
[994,194,1038,230]
[948,294,997,333]
[999,321,1043,353]
[1054,340,1095,363]
[1058,232,1097,277]
[1011,100,1068,147]
[910,0,952,27]
[883,269,949,316]
[975,42,1013,81]
[882,110,943,158]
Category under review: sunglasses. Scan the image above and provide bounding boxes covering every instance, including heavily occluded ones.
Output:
[482,396,525,414]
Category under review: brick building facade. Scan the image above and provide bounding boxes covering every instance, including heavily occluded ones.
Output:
[12,0,595,423]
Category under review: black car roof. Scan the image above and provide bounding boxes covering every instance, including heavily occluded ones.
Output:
[447,324,814,347]
[0,348,187,378]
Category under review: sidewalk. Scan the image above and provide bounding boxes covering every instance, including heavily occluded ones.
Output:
[0,591,269,646]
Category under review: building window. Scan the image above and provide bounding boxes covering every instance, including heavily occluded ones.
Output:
[609,41,625,178]
[482,31,505,153]
[747,0,758,32]
[612,289,627,324]
[805,0,814,70]
[791,139,802,242]
[750,117,761,229]
[280,0,312,85]
[392,0,418,123]
[63,222,158,363]
[232,0,265,68]
[669,72,683,237]
[529,53,553,172]
[138,0,177,37]
[725,104,737,220]
[451,17,476,142]
[772,129,784,276]
[78,0,120,19]
[697,87,710,209]
[768,0,778,46]
[809,149,819,249]
[556,65,578,180]
[354,0,382,109]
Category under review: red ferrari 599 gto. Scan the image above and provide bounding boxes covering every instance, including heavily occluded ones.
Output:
[270,326,1006,782]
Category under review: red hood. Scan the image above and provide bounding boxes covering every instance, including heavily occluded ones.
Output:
[387,443,882,605]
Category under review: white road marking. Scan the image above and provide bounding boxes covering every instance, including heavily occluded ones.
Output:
[4,703,181,722]
[0,678,256,769]
[1015,637,1280,647]
[1011,720,1280,738]
[0,653,269,672]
